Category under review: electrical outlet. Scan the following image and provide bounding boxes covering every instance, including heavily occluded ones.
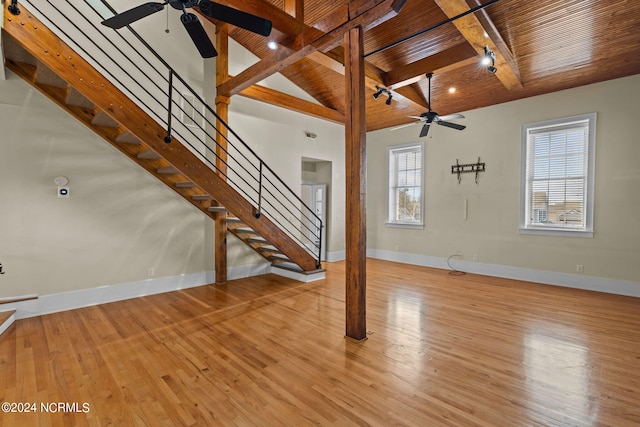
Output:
[576,264,584,273]
[148,268,154,277]
[455,250,463,258]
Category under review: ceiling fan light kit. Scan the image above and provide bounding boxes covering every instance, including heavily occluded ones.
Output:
[390,73,466,137]
[102,1,273,58]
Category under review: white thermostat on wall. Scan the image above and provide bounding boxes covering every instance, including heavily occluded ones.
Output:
[54,176,69,186]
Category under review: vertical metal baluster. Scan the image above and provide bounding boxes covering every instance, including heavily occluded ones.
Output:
[164,70,173,143]
[255,161,263,218]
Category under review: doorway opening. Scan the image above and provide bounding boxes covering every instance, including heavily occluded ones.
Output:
[301,158,331,262]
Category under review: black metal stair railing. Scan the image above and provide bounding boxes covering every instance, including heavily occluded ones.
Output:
[14,0,323,268]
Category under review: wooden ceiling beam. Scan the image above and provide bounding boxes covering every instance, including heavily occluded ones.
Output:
[433,0,522,90]
[308,49,427,109]
[284,0,304,22]
[384,43,478,90]
[239,83,345,124]
[216,0,406,97]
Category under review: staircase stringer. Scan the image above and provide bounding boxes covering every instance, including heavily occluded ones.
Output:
[2,8,318,272]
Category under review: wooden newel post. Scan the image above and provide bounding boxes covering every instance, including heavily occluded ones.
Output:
[344,26,367,341]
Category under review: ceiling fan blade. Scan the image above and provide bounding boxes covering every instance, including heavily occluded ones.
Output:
[198,1,272,36]
[390,122,419,131]
[437,121,466,131]
[419,123,431,138]
[181,13,217,58]
[102,2,166,29]
[438,113,465,121]
[408,115,425,120]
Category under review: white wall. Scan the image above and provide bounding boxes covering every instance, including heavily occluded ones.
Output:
[367,74,640,292]
[228,96,346,256]
[0,72,210,297]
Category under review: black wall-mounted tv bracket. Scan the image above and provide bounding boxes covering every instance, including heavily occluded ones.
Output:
[8,0,21,15]
[452,158,485,184]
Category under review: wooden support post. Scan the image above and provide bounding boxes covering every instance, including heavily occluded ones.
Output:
[344,26,367,341]
[214,24,230,284]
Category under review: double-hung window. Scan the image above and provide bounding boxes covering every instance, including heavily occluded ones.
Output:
[520,113,596,237]
[387,142,424,227]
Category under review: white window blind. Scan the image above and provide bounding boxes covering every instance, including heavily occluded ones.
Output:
[520,113,596,237]
[387,143,424,227]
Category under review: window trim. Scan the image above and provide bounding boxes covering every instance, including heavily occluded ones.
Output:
[386,141,425,229]
[519,113,596,238]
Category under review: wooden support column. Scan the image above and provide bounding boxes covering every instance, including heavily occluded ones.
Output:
[344,26,367,341]
[214,24,230,284]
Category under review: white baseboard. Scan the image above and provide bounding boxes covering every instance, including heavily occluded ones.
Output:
[227,262,272,280]
[367,248,640,298]
[3,262,281,320]
[326,250,346,262]
[8,272,212,320]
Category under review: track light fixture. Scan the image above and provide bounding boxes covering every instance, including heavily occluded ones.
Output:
[482,46,497,74]
[373,86,393,105]
[8,0,21,15]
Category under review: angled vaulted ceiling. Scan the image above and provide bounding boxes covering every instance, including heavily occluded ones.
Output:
[199,0,640,132]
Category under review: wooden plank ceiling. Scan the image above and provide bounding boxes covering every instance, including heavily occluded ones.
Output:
[201,0,640,132]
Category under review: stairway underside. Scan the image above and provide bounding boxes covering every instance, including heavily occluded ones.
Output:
[2,7,320,273]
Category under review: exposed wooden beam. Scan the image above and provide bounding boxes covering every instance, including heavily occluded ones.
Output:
[309,48,428,109]
[384,43,478,89]
[239,83,344,124]
[433,0,522,90]
[468,0,521,84]
[216,0,406,97]
[284,0,304,22]
[344,26,367,342]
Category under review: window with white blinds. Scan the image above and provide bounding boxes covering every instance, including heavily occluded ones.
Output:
[387,142,424,227]
[520,113,596,237]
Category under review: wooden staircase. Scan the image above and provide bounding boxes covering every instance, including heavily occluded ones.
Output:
[2,6,321,275]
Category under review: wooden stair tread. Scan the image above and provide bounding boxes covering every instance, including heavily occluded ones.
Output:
[66,87,95,109]
[92,110,119,128]
[3,36,36,65]
[36,62,67,88]
[175,181,196,188]
[157,166,180,174]
[192,194,212,201]
[207,206,228,212]
[137,149,162,160]
[115,132,141,145]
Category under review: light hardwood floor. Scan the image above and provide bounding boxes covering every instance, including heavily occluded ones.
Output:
[1,259,640,426]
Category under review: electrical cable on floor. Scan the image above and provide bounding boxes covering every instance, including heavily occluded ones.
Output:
[447,254,466,276]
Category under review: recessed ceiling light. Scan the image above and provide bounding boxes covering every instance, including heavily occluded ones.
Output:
[449,87,456,94]
[267,40,278,50]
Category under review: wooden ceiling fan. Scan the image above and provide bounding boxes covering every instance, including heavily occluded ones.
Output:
[102,1,272,58]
